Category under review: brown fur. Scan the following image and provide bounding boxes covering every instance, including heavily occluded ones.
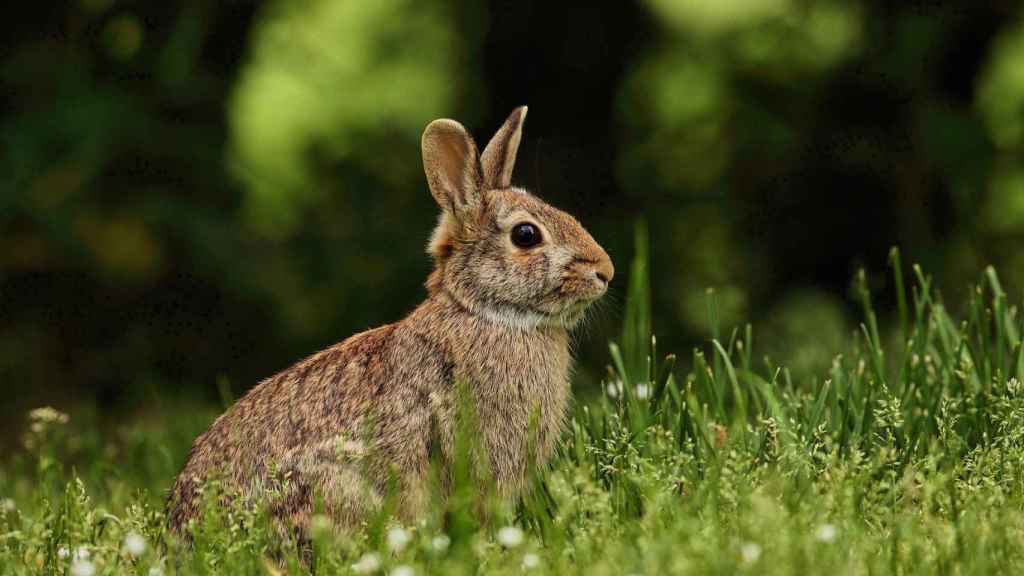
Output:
[167,107,614,537]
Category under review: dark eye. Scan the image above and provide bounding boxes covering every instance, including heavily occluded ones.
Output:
[511,222,542,248]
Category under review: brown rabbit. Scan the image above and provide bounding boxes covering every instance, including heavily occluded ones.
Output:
[167,107,614,537]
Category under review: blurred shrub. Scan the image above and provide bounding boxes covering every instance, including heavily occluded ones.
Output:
[977,20,1024,290]
[977,21,1024,152]
[229,0,462,237]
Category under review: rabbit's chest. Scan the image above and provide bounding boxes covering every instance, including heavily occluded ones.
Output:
[457,328,572,488]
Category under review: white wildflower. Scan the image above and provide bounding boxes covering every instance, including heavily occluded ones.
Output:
[74,547,91,560]
[387,526,412,553]
[391,565,415,576]
[29,406,70,427]
[497,526,524,548]
[431,535,450,552]
[352,552,382,574]
[635,383,650,400]
[58,547,70,560]
[70,559,96,576]
[815,523,838,543]
[123,531,147,556]
[606,380,624,398]
[1,498,15,514]
[740,542,762,564]
[521,552,540,570]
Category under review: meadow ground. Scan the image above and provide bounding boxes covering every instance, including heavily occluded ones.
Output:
[2,243,1024,575]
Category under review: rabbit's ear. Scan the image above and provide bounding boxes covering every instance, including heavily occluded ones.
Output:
[481,106,527,189]
[422,118,482,219]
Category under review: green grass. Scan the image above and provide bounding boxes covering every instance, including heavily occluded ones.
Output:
[3,238,1024,575]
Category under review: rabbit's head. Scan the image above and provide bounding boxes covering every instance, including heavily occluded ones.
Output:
[422,107,614,329]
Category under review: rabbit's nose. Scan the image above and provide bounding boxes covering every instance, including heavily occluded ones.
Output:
[593,250,614,286]
[595,259,614,286]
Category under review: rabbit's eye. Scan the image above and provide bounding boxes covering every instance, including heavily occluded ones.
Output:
[511,223,542,248]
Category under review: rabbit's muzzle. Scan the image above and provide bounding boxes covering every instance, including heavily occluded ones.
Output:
[560,252,614,303]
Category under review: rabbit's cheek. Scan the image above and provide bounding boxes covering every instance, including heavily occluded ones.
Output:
[478,261,503,285]
[556,278,584,302]
[507,252,548,287]
[542,248,574,280]
[508,251,535,272]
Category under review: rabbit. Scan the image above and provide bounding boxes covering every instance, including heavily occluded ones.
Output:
[166,107,614,539]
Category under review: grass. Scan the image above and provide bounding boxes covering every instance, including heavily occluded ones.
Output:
[2,236,1024,575]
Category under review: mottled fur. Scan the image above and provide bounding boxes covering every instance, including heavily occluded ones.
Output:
[167,107,614,537]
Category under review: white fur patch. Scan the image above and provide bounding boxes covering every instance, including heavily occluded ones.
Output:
[476,302,586,331]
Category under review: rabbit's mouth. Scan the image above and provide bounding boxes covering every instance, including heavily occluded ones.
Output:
[553,272,608,302]
[545,295,599,328]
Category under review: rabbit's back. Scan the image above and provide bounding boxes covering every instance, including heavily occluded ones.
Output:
[167,322,449,534]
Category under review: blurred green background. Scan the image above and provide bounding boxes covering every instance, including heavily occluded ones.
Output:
[4,1,1024,430]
